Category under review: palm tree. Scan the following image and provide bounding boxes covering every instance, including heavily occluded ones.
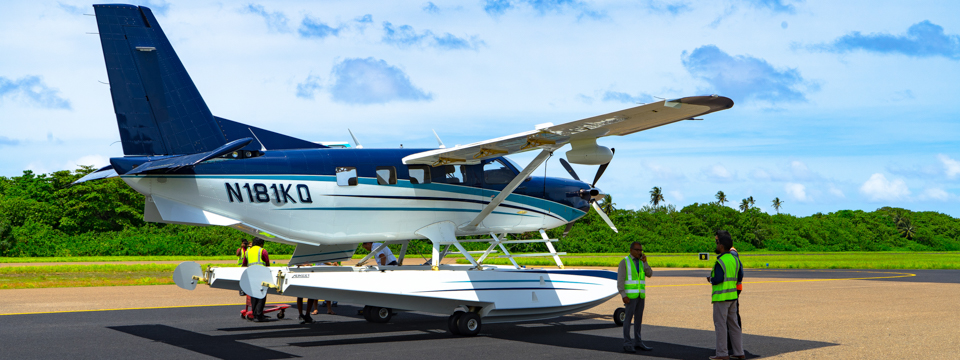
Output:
[772,197,783,214]
[747,196,755,207]
[739,199,750,212]
[898,219,916,239]
[649,187,665,207]
[715,191,727,206]
[599,194,616,213]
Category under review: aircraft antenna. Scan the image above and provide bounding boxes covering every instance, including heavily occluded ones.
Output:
[432,129,446,148]
[348,129,364,149]
[248,128,267,151]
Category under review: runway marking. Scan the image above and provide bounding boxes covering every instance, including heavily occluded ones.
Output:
[0,301,292,316]
[1,270,917,316]
[649,269,916,288]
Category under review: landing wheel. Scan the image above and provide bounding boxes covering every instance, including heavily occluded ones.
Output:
[457,312,481,336]
[277,310,285,319]
[447,312,464,335]
[371,307,392,323]
[614,307,625,326]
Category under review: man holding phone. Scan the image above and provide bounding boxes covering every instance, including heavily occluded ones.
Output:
[617,241,653,353]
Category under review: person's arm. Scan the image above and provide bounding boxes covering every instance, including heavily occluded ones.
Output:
[737,259,744,283]
[262,249,270,265]
[379,253,387,266]
[641,255,653,278]
[710,262,724,285]
[617,259,627,298]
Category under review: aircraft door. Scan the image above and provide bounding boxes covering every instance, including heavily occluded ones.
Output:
[481,159,525,228]
[432,164,481,225]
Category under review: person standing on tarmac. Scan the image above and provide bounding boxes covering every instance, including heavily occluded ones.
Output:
[727,241,743,355]
[243,238,271,322]
[617,241,653,353]
[236,239,249,265]
[708,231,744,360]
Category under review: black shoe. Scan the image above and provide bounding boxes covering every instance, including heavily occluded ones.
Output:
[623,347,636,353]
[304,315,314,324]
[635,342,653,351]
[256,316,268,322]
[298,315,306,324]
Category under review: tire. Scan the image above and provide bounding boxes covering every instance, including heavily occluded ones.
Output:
[277,310,285,319]
[371,307,392,323]
[362,306,374,322]
[448,312,464,335]
[457,312,481,336]
[614,307,625,327]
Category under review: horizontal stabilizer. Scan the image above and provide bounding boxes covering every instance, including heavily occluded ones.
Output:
[289,244,358,266]
[124,138,252,175]
[216,117,326,151]
[72,165,119,185]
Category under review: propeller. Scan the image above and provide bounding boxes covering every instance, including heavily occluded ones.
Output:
[560,148,618,236]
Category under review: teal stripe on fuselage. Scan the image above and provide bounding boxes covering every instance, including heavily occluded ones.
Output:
[126,174,586,222]
[281,207,539,217]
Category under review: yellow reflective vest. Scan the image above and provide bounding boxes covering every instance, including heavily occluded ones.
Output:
[624,256,646,299]
[245,246,265,266]
[237,248,247,266]
[711,253,740,302]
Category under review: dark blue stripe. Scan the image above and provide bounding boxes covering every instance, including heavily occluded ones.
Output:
[323,194,564,221]
[504,270,618,280]
[290,249,355,259]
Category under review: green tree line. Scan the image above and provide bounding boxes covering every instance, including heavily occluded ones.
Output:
[1,168,958,257]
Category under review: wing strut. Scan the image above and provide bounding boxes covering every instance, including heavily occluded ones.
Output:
[462,149,552,230]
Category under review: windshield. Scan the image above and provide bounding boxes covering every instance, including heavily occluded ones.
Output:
[502,156,523,172]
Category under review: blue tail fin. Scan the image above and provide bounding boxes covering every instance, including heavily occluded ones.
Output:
[93,4,325,155]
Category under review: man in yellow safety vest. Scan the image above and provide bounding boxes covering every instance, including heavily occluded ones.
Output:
[244,238,271,322]
[616,241,653,353]
[707,230,744,360]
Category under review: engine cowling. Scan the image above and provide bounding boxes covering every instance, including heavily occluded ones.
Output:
[565,138,613,165]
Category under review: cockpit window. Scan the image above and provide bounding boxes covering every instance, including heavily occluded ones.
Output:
[484,159,516,185]
[502,156,523,172]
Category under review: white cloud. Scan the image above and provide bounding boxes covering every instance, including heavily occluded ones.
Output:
[749,168,771,181]
[828,184,846,198]
[859,173,910,201]
[703,164,735,182]
[938,154,960,179]
[785,183,811,202]
[920,188,950,201]
[644,161,686,181]
[668,190,685,203]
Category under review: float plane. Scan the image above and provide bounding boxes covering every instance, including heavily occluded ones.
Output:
[78,4,734,335]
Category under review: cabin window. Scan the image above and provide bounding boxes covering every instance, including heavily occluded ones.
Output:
[408,165,431,184]
[336,167,358,186]
[376,166,397,185]
[438,165,465,184]
[483,159,514,185]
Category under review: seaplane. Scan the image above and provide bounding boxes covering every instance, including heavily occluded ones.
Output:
[77,4,733,336]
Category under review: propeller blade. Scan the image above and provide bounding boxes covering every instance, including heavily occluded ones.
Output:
[562,222,574,237]
[592,201,619,233]
[559,158,580,181]
[591,148,614,187]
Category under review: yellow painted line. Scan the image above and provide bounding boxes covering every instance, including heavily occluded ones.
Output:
[648,270,916,288]
[0,301,292,316]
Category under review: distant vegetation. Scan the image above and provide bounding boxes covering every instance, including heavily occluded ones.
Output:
[1,167,958,258]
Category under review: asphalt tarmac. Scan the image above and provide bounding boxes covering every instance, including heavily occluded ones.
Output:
[1,269,957,359]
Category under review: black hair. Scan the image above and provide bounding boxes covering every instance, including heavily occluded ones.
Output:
[253,238,265,247]
[241,239,249,244]
[630,241,642,250]
[715,230,733,250]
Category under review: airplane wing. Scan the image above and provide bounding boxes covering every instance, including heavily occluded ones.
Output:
[402,96,733,166]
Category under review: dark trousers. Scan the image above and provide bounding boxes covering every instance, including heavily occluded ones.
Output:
[251,295,267,317]
[622,297,645,347]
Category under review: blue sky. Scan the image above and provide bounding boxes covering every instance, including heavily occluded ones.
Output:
[1,0,959,217]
